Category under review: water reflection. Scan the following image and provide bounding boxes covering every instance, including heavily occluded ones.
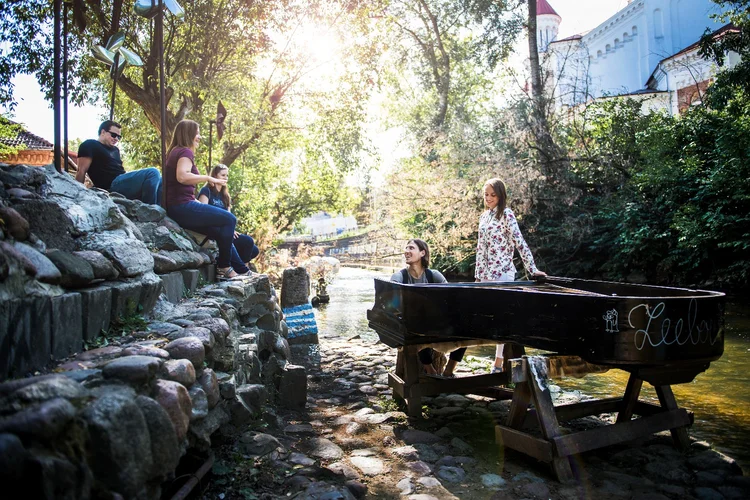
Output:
[313,267,382,341]
[312,267,750,471]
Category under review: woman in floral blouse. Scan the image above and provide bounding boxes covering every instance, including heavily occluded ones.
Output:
[475,178,546,372]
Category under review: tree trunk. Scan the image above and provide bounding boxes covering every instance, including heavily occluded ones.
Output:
[526,0,560,175]
[528,0,542,107]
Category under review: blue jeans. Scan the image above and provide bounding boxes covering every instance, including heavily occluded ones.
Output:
[231,234,259,273]
[110,167,162,205]
[168,201,236,268]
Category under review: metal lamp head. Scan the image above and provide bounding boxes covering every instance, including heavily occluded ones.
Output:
[105,32,126,52]
[118,47,144,67]
[91,45,116,66]
[134,0,185,19]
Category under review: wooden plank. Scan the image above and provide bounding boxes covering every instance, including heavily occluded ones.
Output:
[616,374,643,423]
[527,357,564,441]
[503,343,526,373]
[634,401,671,416]
[495,425,553,462]
[410,339,498,351]
[525,356,575,483]
[506,380,532,428]
[403,345,422,417]
[410,372,509,398]
[655,385,691,451]
[551,408,692,457]
[525,397,623,424]
[387,372,405,398]
[509,358,528,383]
[395,348,405,378]
[474,387,514,400]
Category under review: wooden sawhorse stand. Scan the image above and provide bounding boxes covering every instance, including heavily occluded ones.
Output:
[496,355,693,482]
[389,340,517,417]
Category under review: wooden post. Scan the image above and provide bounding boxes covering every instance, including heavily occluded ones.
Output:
[616,374,643,423]
[403,345,422,417]
[524,357,574,482]
[655,385,691,451]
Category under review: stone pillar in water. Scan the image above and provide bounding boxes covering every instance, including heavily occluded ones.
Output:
[280,267,319,345]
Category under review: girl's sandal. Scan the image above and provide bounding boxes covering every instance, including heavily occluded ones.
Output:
[217,267,238,280]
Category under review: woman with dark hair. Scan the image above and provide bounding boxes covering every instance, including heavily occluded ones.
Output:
[163,120,246,280]
[390,239,465,378]
[197,164,259,274]
[476,178,546,372]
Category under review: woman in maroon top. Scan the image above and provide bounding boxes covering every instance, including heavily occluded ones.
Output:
[165,120,244,279]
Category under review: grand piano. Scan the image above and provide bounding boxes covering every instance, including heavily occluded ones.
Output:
[367,276,726,481]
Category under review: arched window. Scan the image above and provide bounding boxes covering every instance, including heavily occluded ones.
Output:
[653,9,664,38]
[632,26,638,36]
[623,32,630,41]
[597,49,603,58]
[606,44,612,53]
[615,38,620,47]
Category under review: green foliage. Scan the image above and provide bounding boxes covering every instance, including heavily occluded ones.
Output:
[108,308,148,337]
[533,89,750,285]
[0,117,23,157]
[85,308,148,350]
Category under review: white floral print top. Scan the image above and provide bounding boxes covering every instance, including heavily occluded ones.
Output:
[475,207,539,281]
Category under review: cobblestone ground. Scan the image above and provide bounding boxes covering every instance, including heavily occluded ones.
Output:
[202,334,749,500]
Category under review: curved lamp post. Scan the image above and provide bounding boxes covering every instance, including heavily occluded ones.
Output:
[134,0,184,206]
[92,32,144,120]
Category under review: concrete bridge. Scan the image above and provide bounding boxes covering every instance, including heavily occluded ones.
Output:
[279,232,402,268]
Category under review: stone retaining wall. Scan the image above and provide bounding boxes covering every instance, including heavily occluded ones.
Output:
[0,163,220,378]
[0,163,305,498]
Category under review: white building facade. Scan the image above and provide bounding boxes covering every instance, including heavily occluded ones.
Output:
[545,0,725,111]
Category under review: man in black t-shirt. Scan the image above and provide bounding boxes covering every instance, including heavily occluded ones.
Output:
[76,120,162,205]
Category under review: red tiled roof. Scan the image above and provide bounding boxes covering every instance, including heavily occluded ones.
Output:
[0,120,53,150]
[538,0,560,18]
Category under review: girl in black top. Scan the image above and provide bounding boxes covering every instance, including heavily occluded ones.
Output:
[197,164,260,273]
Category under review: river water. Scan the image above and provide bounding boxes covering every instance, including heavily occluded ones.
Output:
[312,267,750,472]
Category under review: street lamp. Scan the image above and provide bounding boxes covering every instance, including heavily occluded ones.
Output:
[91,32,145,121]
[134,0,184,205]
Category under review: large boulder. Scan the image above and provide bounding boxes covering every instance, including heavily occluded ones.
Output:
[137,222,196,252]
[153,379,192,441]
[0,206,30,240]
[46,249,95,288]
[10,242,61,284]
[81,390,154,498]
[77,231,153,277]
[73,250,119,280]
[134,395,180,480]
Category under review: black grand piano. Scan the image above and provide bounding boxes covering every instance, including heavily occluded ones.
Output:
[367,276,726,481]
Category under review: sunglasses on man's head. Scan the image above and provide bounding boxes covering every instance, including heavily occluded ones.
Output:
[108,131,122,140]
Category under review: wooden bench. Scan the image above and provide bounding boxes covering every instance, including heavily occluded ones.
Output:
[390,339,526,417]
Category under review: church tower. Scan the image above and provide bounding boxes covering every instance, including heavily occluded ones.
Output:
[537,0,561,52]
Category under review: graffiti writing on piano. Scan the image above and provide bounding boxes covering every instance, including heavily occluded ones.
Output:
[603,309,619,333]
[627,299,720,350]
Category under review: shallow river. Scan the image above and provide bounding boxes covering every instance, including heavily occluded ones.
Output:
[312,267,750,472]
